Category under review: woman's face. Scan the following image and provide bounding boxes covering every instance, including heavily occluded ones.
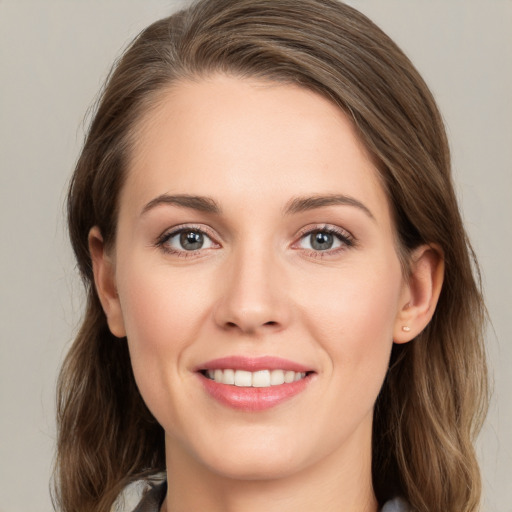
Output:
[105,75,411,481]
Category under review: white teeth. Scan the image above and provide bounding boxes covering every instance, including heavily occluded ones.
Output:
[204,369,307,387]
[270,369,285,385]
[223,368,235,385]
[234,370,252,387]
[252,370,270,388]
[284,370,295,383]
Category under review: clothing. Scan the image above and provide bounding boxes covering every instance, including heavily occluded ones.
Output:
[131,481,167,512]
[130,481,410,511]
[381,496,410,512]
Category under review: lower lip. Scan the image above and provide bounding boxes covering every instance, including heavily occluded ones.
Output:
[199,373,313,411]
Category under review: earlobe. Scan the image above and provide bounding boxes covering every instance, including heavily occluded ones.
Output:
[394,244,445,344]
[88,226,126,338]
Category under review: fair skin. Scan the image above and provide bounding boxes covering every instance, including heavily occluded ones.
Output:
[90,75,444,512]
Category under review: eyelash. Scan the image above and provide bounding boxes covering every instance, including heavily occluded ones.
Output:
[155,224,355,258]
[293,224,355,258]
[155,224,219,258]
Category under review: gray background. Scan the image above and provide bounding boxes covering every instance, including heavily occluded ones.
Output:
[0,1,510,511]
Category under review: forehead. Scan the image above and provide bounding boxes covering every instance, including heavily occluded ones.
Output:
[122,75,390,223]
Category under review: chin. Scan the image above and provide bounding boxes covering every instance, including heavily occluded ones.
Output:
[188,430,321,482]
[205,452,305,481]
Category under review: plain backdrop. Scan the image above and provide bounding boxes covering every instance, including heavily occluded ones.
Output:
[0,1,511,511]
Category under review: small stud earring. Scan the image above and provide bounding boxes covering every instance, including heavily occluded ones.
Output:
[402,326,411,332]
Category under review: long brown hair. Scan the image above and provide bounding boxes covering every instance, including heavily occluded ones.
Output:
[55,1,488,511]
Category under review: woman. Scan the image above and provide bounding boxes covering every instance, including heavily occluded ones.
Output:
[54,1,488,511]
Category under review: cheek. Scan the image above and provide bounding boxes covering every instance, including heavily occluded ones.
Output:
[119,275,181,354]
[115,260,213,411]
[118,258,209,348]
[298,256,403,377]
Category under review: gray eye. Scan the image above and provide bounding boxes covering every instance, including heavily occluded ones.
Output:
[166,229,214,251]
[299,230,343,251]
[310,231,334,250]
[180,230,204,250]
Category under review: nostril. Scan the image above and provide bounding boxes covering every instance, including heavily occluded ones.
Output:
[223,320,279,332]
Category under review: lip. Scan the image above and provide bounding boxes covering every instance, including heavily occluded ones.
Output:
[195,356,315,412]
[196,356,312,373]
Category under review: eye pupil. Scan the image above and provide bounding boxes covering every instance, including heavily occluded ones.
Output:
[311,231,334,250]
[180,230,204,250]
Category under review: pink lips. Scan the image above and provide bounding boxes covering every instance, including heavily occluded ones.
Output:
[199,356,311,373]
[196,356,314,412]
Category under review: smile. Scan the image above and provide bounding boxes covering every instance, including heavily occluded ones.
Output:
[203,369,308,387]
[196,357,315,411]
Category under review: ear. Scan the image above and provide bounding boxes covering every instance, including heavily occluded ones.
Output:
[393,244,444,344]
[88,226,126,338]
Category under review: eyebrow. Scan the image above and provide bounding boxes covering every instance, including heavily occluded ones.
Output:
[140,192,374,220]
[141,194,221,216]
[284,194,375,220]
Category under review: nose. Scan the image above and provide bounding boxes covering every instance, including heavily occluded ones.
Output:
[213,242,291,335]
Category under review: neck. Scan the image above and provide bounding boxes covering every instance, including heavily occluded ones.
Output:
[162,431,378,512]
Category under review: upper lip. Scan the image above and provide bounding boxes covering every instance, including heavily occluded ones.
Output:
[196,356,313,373]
